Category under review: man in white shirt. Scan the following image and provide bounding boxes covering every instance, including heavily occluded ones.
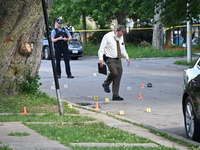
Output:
[98,26,131,101]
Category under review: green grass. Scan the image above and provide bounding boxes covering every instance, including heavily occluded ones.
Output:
[72,146,176,150]
[8,132,30,136]
[126,45,186,58]
[0,91,178,150]
[25,122,176,150]
[0,113,95,122]
[0,92,79,114]
[174,59,198,66]
[83,44,189,58]
[0,145,12,150]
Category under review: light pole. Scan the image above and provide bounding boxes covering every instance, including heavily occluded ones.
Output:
[41,0,64,115]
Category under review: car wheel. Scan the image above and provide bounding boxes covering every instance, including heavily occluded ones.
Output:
[43,46,51,60]
[184,96,200,142]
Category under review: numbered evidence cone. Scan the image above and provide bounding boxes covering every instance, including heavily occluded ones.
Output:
[140,83,145,88]
[138,93,142,99]
[94,102,100,110]
[21,107,27,115]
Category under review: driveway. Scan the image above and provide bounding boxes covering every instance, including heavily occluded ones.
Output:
[39,56,197,140]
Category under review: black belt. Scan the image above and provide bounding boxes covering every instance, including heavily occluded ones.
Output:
[107,57,120,60]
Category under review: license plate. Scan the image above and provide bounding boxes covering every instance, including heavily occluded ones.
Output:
[72,50,78,53]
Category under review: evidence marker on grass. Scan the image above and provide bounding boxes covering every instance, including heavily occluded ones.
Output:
[68,104,72,108]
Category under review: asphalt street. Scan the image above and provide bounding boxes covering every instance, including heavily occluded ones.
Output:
[39,56,197,141]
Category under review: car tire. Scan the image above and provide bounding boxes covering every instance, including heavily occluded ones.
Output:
[43,46,51,60]
[184,96,200,142]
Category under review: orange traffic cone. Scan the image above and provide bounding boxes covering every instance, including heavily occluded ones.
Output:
[94,102,100,110]
[140,83,145,88]
[21,107,28,115]
[138,93,142,99]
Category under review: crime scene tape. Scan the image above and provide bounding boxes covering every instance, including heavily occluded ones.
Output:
[73,24,200,32]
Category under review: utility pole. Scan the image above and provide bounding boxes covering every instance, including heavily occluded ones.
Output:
[42,0,64,115]
[186,3,192,63]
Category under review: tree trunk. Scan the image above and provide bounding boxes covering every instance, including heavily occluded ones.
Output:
[82,14,87,46]
[165,29,172,45]
[0,0,50,95]
[152,3,163,50]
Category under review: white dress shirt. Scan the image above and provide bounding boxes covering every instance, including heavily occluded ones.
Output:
[98,31,129,61]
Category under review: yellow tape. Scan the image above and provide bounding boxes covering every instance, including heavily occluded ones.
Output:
[74,24,200,32]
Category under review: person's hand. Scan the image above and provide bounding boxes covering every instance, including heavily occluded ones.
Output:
[63,37,68,41]
[126,59,131,66]
[58,36,63,40]
[99,60,105,67]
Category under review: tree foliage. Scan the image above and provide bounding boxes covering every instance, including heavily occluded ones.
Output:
[135,0,200,27]
[50,0,138,28]
[50,0,200,29]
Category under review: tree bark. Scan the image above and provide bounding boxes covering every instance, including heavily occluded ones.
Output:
[0,0,50,94]
[82,14,87,46]
[165,29,172,45]
[152,3,163,50]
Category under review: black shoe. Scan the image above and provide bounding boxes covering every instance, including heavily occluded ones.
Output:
[67,75,74,79]
[57,75,61,79]
[102,84,110,93]
[112,96,124,101]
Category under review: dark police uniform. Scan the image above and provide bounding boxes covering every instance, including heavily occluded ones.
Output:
[51,27,73,78]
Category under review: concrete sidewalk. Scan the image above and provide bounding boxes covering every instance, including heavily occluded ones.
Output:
[0,122,71,150]
[0,103,191,150]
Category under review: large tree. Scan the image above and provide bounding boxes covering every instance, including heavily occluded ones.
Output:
[0,0,51,94]
[135,0,200,48]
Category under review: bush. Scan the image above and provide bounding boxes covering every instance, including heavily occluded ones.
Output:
[17,68,42,94]
[126,26,153,45]
[88,31,109,45]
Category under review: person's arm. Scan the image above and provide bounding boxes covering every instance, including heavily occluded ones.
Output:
[51,30,63,43]
[98,35,107,67]
[120,37,131,66]
[63,29,72,41]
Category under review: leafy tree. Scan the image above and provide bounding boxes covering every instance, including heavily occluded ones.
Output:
[135,0,200,27]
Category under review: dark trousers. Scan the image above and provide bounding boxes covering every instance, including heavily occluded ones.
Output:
[104,58,123,97]
[54,44,72,76]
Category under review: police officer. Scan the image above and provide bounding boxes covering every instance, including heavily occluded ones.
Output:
[51,19,74,79]
[65,21,75,37]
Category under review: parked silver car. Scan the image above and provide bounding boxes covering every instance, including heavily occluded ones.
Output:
[42,38,84,60]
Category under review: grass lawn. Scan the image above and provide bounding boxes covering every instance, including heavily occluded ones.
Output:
[0,92,178,150]
[0,45,199,150]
